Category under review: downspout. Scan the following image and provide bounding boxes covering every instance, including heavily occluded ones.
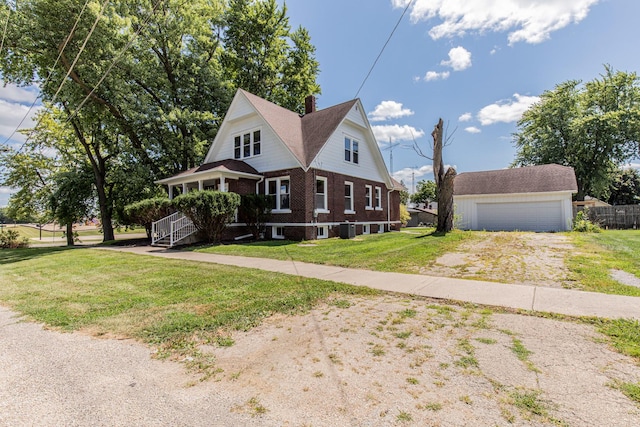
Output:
[387,188,393,231]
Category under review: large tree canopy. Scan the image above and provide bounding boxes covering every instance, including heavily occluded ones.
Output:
[0,0,320,241]
[513,66,640,201]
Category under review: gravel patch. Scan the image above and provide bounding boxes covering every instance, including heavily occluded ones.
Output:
[5,294,638,426]
[610,269,640,288]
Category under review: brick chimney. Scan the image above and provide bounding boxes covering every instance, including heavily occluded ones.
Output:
[304,95,316,114]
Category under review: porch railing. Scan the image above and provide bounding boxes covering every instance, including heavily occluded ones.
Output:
[170,214,197,247]
[151,212,197,247]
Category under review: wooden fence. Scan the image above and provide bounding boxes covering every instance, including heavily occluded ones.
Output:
[573,205,640,229]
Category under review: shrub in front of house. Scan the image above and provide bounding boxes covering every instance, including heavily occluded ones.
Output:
[124,197,176,239]
[238,194,273,240]
[172,190,241,243]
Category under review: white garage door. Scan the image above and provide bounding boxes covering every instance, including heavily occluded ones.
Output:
[477,201,564,232]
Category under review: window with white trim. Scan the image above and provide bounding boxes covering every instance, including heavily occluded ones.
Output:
[315,177,328,212]
[266,177,290,212]
[234,129,261,159]
[344,136,359,164]
[365,185,373,210]
[272,226,285,239]
[374,186,382,210]
[344,181,355,213]
[362,224,370,235]
[316,226,328,239]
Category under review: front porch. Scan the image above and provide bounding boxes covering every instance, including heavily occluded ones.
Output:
[152,159,263,247]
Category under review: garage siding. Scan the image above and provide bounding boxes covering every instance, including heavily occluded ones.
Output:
[477,201,563,232]
[454,192,574,232]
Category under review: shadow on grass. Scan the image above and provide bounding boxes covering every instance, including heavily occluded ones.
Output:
[0,246,74,266]
[415,230,448,238]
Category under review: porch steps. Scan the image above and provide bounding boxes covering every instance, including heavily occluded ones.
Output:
[151,212,198,248]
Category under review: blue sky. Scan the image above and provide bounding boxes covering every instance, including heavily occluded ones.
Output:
[2,0,640,206]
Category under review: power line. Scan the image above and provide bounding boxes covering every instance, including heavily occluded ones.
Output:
[2,0,93,148]
[353,0,414,99]
[65,0,166,124]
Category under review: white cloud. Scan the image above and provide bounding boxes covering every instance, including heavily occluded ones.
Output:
[424,71,450,81]
[458,112,472,122]
[623,162,640,170]
[393,0,599,45]
[477,93,540,126]
[465,126,481,134]
[0,82,39,105]
[368,100,414,122]
[0,187,13,194]
[441,46,472,71]
[372,124,425,144]
[0,99,41,143]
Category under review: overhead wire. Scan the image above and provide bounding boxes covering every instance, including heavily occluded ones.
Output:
[353,0,415,99]
[2,0,93,148]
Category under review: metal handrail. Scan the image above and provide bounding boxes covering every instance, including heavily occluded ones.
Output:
[151,211,181,245]
[170,215,197,247]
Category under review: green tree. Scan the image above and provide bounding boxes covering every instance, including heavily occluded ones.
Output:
[222,0,320,112]
[608,168,640,205]
[172,190,240,243]
[513,66,640,201]
[49,168,94,246]
[410,180,437,205]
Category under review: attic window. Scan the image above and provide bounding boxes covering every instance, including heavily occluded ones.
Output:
[344,136,359,164]
[234,129,261,159]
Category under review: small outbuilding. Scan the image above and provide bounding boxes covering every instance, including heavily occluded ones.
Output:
[454,164,578,232]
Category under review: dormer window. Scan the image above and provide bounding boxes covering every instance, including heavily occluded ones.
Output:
[344,136,359,164]
[234,129,261,159]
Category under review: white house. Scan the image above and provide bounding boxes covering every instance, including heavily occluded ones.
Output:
[153,89,402,245]
[453,164,578,232]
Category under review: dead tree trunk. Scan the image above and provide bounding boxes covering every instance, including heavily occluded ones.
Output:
[431,118,457,233]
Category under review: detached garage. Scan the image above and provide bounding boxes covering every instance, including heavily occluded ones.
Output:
[454,164,578,232]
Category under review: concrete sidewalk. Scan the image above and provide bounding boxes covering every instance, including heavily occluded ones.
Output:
[104,245,640,320]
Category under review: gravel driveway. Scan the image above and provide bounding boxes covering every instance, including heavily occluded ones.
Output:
[2,294,639,426]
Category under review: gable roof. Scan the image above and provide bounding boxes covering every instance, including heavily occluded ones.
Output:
[454,164,578,196]
[240,89,358,168]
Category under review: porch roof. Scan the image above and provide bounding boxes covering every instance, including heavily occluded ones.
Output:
[156,159,263,186]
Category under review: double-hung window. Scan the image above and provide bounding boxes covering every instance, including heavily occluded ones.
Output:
[234,129,261,159]
[374,186,382,210]
[266,177,291,212]
[365,185,373,210]
[344,181,355,214]
[344,136,359,164]
[315,177,328,213]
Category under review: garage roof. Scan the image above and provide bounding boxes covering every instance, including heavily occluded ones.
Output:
[454,164,578,196]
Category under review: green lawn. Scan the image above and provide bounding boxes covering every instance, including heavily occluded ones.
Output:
[2,225,144,241]
[197,228,479,273]
[0,247,375,375]
[567,230,640,296]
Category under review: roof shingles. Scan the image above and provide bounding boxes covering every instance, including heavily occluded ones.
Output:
[454,164,578,196]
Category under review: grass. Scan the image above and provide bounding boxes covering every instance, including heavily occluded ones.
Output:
[3,224,145,241]
[0,247,376,374]
[596,318,640,359]
[567,230,640,296]
[610,381,640,405]
[196,228,478,273]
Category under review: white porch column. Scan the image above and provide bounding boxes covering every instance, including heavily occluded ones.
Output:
[182,183,188,194]
[198,180,203,191]
[219,176,226,192]
[168,185,173,200]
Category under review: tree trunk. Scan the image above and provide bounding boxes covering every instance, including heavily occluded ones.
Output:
[437,167,457,232]
[94,173,115,242]
[431,118,457,233]
[65,222,74,246]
